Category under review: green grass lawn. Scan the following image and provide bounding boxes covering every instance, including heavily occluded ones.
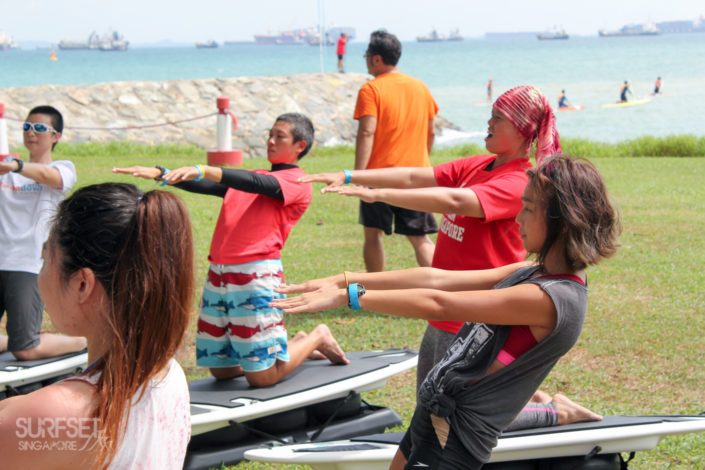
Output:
[29,139,705,468]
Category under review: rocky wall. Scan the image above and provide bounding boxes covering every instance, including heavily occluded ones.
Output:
[0,73,456,158]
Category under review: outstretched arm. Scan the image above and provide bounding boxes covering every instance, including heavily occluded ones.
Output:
[113,165,283,199]
[166,166,284,200]
[112,165,227,197]
[277,262,530,294]
[273,280,556,331]
[300,166,438,192]
[322,185,486,218]
[0,160,63,189]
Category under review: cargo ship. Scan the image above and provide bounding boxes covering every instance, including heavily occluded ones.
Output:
[195,40,218,48]
[417,28,463,42]
[254,26,355,45]
[598,23,661,37]
[0,31,19,50]
[537,28,569,40]
[58,30,129,51]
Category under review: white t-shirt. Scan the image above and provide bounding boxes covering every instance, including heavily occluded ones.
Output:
[69,358,191,470]
[0,157,77,273]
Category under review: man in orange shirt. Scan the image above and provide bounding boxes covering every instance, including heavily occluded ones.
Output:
[354,29,439,272]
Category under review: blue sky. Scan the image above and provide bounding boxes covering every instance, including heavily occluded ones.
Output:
[2,0,703,43]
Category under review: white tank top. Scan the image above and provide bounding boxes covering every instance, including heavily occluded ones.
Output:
[67,358,191,469]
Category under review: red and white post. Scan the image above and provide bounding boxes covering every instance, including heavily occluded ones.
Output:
[207,96,243,167]
[0,103,10,157]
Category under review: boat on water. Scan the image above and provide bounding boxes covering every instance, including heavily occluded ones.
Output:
[447,28,463,41]
[58,30,129,51]
[195,40,218,49]
[537,28,569,40]
[599,23,661,37]
[254,26,355,46]
[307,26,356,46]
[417,28,463,42]
[255,30,307,45]
[0,31,19,50]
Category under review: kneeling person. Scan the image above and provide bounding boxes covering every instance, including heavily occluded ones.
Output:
[113,113,348,387]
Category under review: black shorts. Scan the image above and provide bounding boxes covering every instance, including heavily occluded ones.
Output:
[337,54,344,60]
[0,271,43,352]
[399,405,484,469]
[358,201,438,236]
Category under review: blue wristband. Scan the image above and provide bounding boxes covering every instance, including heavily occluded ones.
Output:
[194,165,204,181]
[348,283,361,311]
[343,169,352,184]
[159,168,170,186]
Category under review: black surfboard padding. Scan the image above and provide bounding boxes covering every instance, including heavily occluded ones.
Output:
[349,414,702,446]
[0,348,87,372]
[189,348,417,408]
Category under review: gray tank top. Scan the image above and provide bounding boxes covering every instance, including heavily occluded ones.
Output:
[417,266,588,463]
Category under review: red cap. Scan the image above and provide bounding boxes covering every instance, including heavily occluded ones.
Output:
[216,96,230,113]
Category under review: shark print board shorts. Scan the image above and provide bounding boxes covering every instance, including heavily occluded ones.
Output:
[195,259,290,372]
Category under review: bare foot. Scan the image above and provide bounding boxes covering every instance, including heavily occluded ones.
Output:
[312,324,349,365]
[291,331,326,360]
[553,393,603,425]
[531,390,551,403]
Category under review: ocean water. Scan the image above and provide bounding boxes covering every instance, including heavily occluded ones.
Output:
[1,34,704,144]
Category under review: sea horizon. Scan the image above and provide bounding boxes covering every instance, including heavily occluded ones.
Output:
[2,34,704,144]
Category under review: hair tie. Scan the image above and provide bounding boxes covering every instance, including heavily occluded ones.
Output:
[136,196,143,206]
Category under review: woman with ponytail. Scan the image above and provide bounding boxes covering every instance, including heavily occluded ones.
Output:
[0,183,193,469]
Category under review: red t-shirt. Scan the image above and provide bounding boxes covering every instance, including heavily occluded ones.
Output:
[336,36,347,56]
[430,154,532,333]
[208,167,312,265]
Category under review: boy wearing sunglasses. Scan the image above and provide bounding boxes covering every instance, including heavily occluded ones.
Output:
[0,105,85,360]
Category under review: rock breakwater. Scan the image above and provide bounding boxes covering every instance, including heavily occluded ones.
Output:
[0,73,457,159]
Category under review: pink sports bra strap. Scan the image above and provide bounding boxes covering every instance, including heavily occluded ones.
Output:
[536,274,586,285]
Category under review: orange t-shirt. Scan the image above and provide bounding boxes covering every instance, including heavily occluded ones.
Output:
[354,72,439,169]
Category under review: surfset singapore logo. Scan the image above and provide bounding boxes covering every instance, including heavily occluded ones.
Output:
[14,417,105,452]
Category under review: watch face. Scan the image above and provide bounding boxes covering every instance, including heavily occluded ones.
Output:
[358,284,366,296]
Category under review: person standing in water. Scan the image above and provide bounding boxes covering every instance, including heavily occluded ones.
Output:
[653,76,662,95]
[620,81,632,102]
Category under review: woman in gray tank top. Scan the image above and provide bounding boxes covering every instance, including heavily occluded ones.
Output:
[273,154,621,469]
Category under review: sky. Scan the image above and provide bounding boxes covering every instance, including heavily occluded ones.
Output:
[2,0,703,44]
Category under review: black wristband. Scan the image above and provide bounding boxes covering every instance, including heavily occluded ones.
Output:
[154,165,167,181]
[12,158,24,173]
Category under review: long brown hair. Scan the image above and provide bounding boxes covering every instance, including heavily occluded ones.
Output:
[50,183,194,468]
[526,154,621,271]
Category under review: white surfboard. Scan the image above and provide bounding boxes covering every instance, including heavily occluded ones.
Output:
[0,350,88,397]
[190,349,418,436]
[244,415,705,470]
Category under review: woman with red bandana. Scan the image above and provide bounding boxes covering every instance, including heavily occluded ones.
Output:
[298,85,599,430]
